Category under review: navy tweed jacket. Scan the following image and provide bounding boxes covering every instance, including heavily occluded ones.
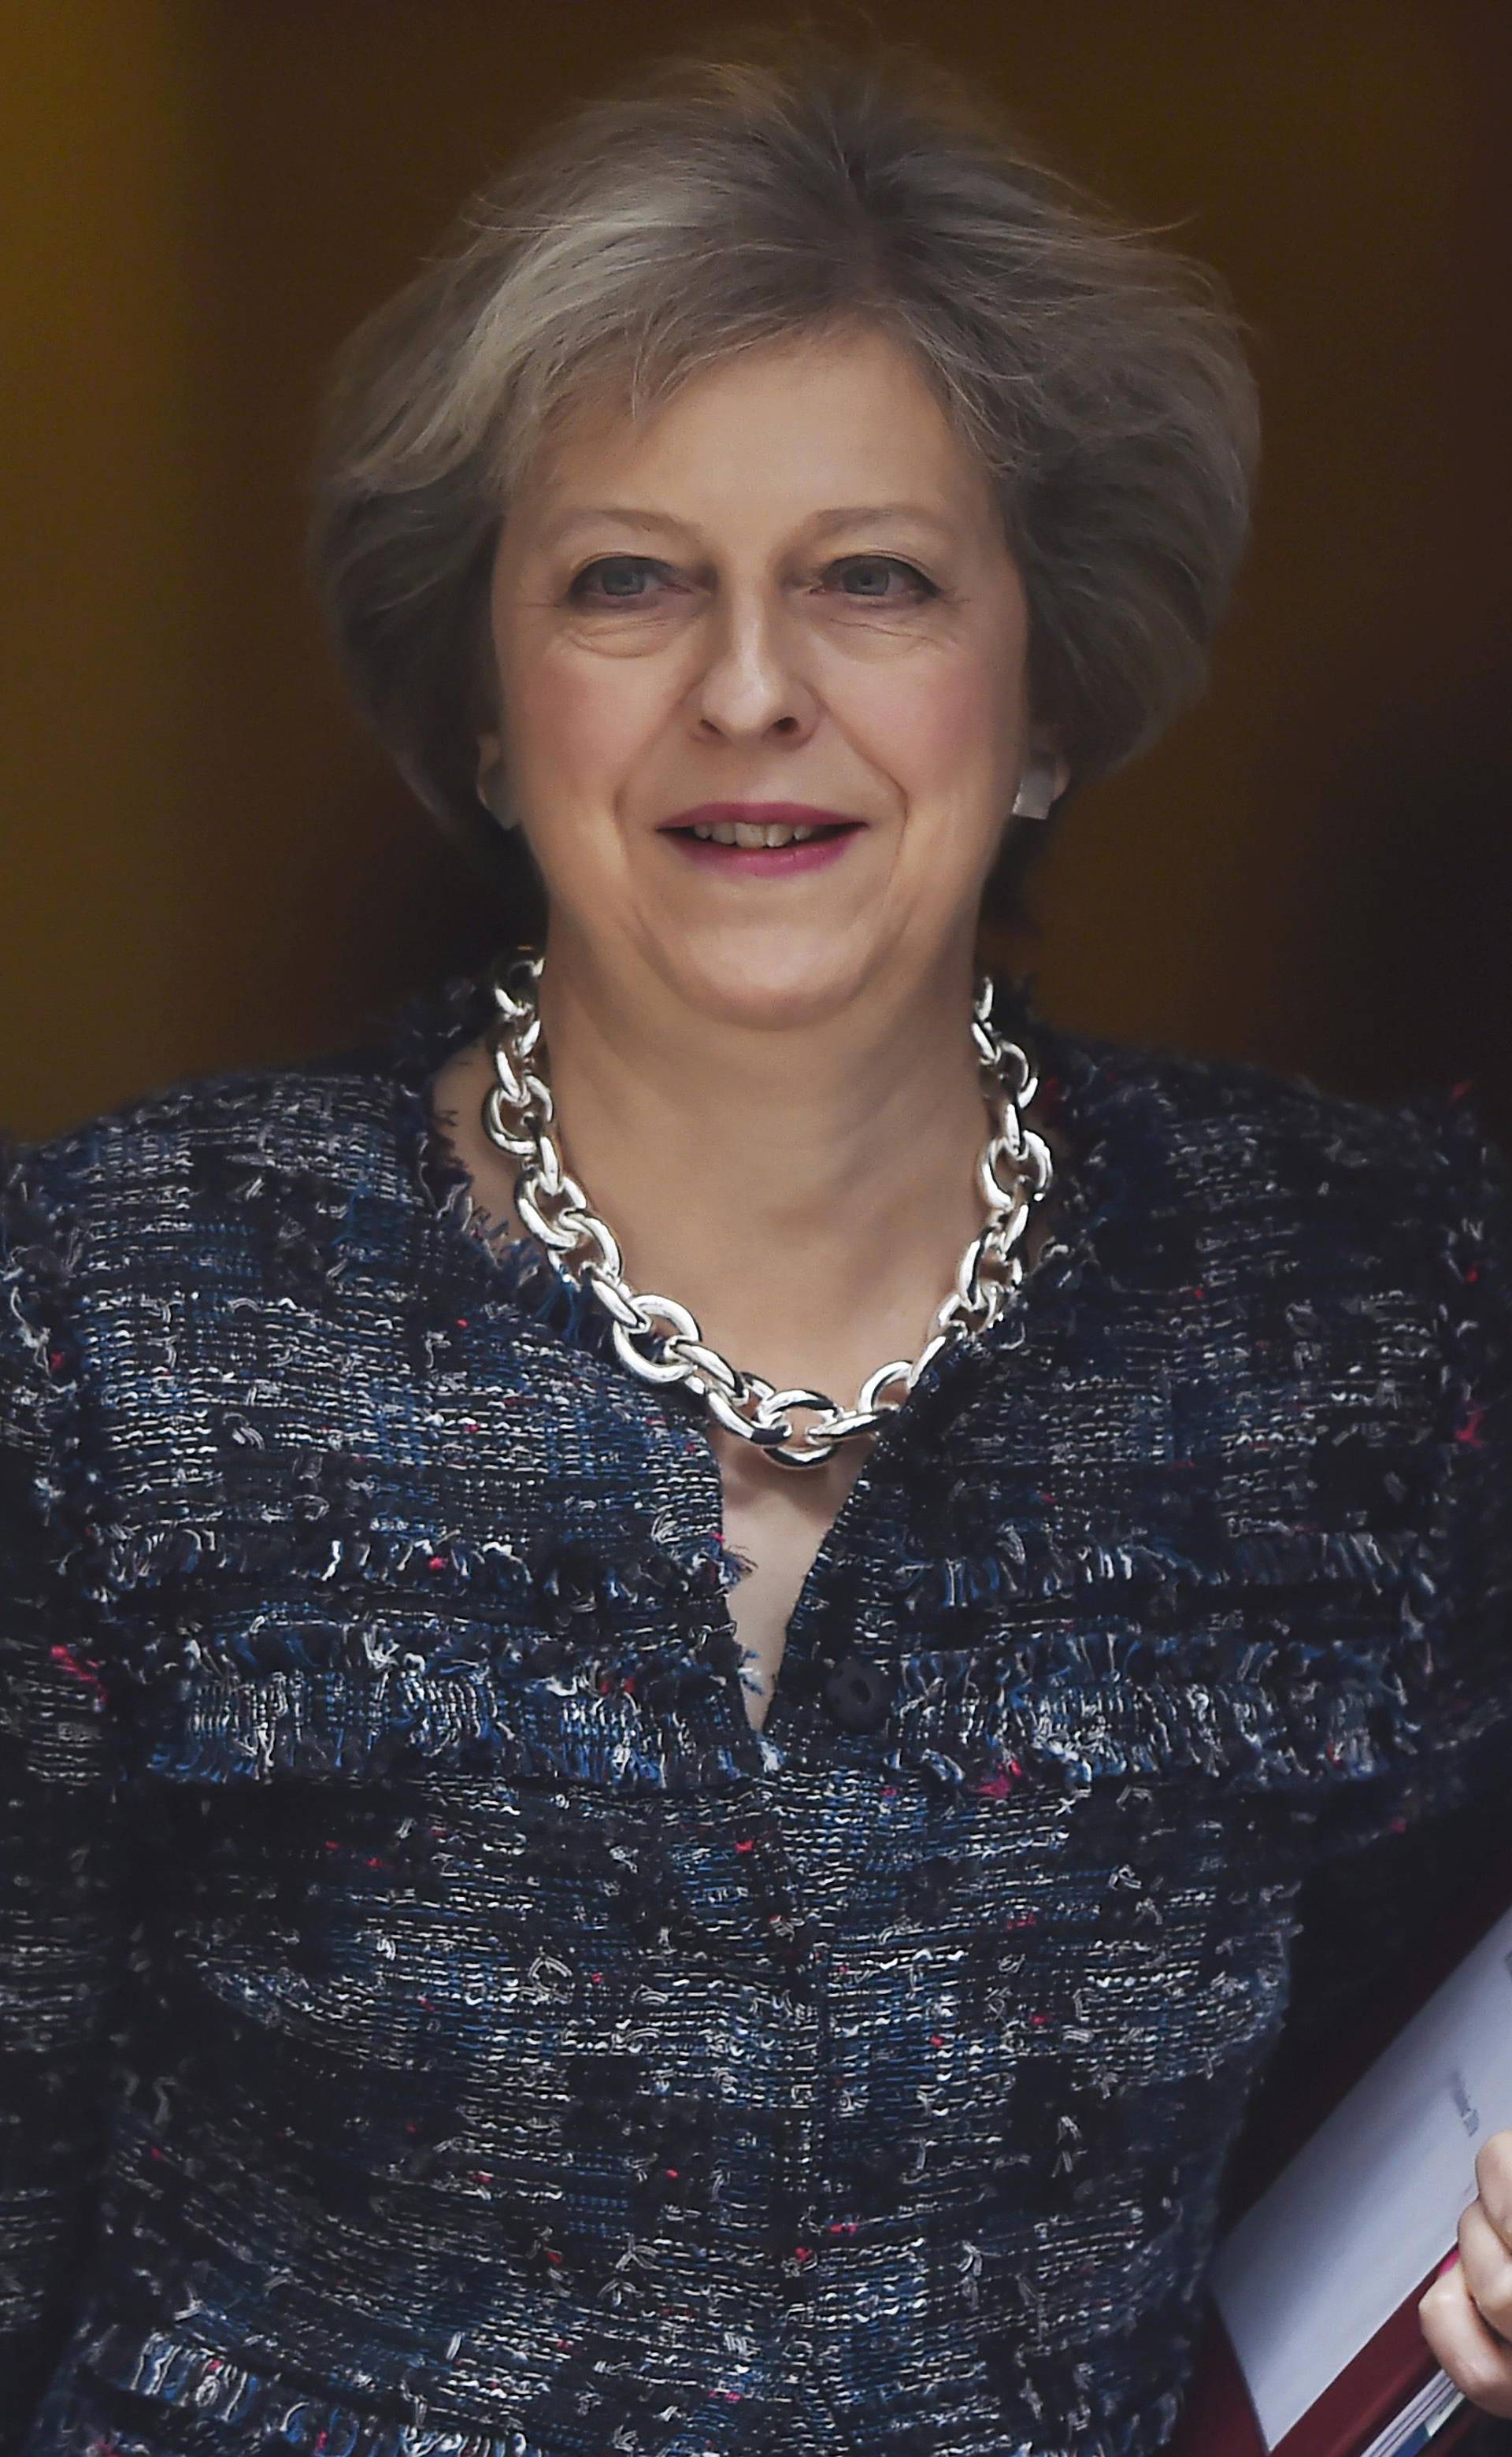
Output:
[3,960,1511,2457]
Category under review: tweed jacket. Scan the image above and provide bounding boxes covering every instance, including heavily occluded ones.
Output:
[2,959,1511,2457]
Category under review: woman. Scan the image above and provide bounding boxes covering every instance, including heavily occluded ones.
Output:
[4,32,1511,2457]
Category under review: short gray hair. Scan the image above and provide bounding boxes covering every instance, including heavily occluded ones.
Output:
[309,26,1260,906]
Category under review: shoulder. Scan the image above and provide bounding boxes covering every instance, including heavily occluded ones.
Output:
[1,1003,455,1356]
[0,1046,397,1558]
[1030,1003,1510,1299]
[6,1034,407,1238]
[1040,1002,1486,1170]
[1,969,497,1305]
[0,1032,432,1504]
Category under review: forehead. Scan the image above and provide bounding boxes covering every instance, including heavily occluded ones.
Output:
[519,325,995,537]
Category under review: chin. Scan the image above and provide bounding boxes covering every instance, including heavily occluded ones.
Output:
[648,928,881,1030]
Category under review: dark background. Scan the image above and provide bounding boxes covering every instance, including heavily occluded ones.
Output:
[5,1,1509,1143]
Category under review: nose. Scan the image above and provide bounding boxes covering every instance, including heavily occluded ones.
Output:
[687,590,821,747]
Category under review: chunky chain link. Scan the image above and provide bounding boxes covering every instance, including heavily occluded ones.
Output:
[478,947,1054,1470]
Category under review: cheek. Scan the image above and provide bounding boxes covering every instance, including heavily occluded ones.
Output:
[847,651,1025,812]
[503,647,658,813]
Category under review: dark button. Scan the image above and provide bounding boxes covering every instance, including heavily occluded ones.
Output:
[822,1653,892,1733]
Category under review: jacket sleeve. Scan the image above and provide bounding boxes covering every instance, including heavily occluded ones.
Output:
[0,1134,131,2447]
[1214,1087,1512,2236]
[1304,1079,1512,1866]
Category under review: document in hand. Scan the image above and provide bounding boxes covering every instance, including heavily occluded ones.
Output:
[1169,1895,1512,2457]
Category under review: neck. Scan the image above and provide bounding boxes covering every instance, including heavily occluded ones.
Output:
[491,932,1002,1406]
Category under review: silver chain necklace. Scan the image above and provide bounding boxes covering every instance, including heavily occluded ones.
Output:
[477,947,1054,1471]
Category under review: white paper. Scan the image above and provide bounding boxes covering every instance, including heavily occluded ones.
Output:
[1208,1902,1512,2449]
[1358,2366,1463,2457]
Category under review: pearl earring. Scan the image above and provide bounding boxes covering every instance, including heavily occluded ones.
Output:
[1011,758,1061,822]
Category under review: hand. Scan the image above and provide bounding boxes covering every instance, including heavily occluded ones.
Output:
[1418,2129,1512,2418]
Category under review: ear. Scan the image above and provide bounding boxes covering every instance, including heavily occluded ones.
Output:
[1032,737,1070,804]
[476,735,515,828]
[475,730,503,799]
[474,736,522,832]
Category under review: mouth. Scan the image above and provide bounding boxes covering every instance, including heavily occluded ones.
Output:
[658,803,867,876]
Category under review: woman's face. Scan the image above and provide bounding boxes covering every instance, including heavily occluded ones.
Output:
[478,322,1062,1026]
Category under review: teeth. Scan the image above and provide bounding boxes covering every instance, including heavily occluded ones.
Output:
[689,821,819,846]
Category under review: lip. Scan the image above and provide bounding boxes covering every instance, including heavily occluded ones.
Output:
[658,801,868,879]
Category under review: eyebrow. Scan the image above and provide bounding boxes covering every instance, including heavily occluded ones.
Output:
[535,502,960,545]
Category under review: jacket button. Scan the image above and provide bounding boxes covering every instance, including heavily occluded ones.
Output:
[822,1654,892,1733]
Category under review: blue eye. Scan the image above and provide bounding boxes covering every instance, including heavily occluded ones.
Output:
[828,556,937,601]
[564,551,939,608]
[566,557,668,606]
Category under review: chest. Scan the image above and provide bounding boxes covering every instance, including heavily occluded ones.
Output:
[710,1421,877,1729]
